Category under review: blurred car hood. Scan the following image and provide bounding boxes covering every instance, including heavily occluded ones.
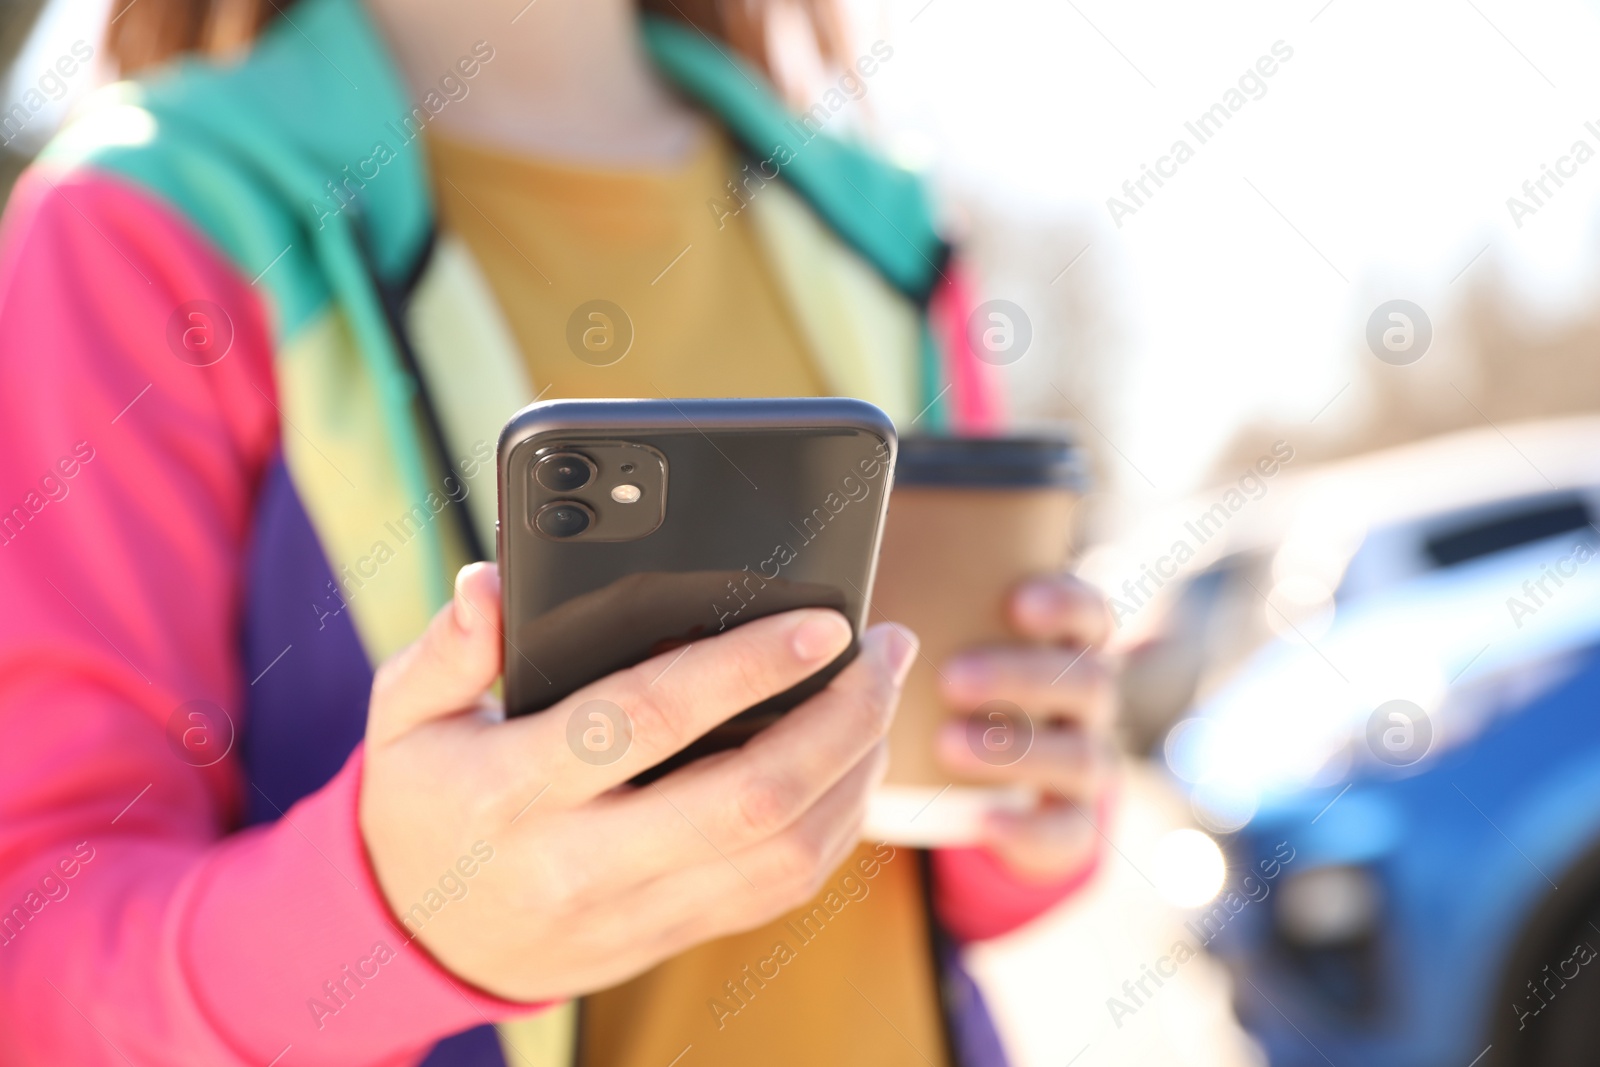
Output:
[1168,529,1600,828]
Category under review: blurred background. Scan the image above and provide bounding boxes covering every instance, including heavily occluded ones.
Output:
[13,0,1600,1064]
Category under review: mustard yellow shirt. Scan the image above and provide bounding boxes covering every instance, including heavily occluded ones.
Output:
[429,130,827,400]
[429,133,947,1067]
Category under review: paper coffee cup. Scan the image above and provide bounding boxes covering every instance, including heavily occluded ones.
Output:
[864,434,1086,846]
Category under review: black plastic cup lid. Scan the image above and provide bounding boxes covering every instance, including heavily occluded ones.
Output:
[894,433,1087,490]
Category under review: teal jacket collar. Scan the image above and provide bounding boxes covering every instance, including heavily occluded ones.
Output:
[640,16,947,303]
[102,0,947,306]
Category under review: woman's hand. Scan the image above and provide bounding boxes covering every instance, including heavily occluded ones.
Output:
[359,562,916,1002]
[934,574,1116,884]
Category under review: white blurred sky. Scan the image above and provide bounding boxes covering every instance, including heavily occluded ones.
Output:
[858,0,1600,499]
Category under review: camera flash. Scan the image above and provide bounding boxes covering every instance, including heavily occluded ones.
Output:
[610,484,642,504]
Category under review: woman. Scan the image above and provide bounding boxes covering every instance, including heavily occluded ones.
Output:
[0,0,1116,1063]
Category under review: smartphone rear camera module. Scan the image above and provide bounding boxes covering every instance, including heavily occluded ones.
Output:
[522,440,666,541]
[535,452,596,493]
[535,500,594,539]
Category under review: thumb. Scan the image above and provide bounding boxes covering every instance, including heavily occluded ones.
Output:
[366,562,503,747]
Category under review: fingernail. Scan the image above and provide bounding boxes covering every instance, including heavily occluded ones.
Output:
[791,611,853,662]
[453,571,475,633]
[942,656,989,693]
[1016,582,1059,623]
[884,625,919,687]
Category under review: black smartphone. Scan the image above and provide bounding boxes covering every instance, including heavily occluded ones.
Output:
[496,397,897,780]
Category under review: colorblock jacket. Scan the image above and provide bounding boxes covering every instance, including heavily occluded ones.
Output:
[0,1,1091,1063]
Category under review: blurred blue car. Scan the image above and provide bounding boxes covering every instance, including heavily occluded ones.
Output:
[1168,490,1600,1067]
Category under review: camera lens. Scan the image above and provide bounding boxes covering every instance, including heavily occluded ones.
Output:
[535,501,593,539]
[535,452,596,493]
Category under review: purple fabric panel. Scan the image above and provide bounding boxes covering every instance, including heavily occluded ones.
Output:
[417,1025,509,1067]
[237,454,507,1066]
[238,454,373,826]
[939,939,1012,1067]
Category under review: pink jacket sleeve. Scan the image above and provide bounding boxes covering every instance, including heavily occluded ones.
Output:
[930,790,1110,944]
[0,166,531,1065]
[931,839,1102,944]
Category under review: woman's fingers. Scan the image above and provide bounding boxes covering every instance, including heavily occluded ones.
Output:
[609,740,892,960]
[940,645,1115,731]
[366,562,504,748]
[921,574,1120,889]
[592,625,914,876]
[486,606,858,807]
[1007,573,1112,647]
[415,740,893,1004]
[935,719,1109,792]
